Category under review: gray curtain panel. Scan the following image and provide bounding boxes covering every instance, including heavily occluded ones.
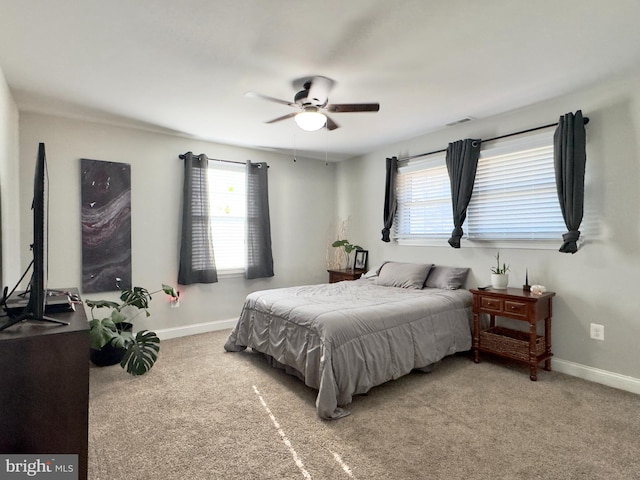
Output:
[178,152,218,285]
[381,156,398,242]
[554,110,587,253]
[246,161,274,279]
[446,139,481,248]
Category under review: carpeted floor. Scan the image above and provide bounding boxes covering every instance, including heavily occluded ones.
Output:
[89,329,640,479]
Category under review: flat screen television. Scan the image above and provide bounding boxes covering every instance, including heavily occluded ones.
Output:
[0,143,68,330]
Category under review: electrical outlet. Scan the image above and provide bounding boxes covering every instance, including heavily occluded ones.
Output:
[590,323,604,341]
[170,292,180,308]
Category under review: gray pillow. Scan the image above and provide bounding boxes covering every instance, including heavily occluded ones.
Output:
[362,265,382,279]
[375,262,433,289]
[424,266,470,290]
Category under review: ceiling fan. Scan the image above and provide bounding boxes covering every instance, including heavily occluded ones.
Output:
[245,76,380,131]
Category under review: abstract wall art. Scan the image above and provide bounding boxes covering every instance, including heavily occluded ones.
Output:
[80,159,132,293]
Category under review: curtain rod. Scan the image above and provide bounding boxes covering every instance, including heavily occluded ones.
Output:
[178,153,246,165]
[397,116,590,162]
[179,153,270,168]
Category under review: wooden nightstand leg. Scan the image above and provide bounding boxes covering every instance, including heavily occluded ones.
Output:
[529,321,538,381]
[544,315,552,371]
[473,313,480,363]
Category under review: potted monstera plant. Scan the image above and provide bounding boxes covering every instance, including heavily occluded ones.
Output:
[87,284,177,376]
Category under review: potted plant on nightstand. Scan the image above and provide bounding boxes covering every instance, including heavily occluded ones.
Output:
[490,252,510,289]
[87,284,177,376]
[332,239,363,270]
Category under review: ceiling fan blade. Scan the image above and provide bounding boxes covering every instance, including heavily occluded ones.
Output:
[326,103,380,113]
[245,91,297,108]
[325,116,339,131]
[265,112,297,124]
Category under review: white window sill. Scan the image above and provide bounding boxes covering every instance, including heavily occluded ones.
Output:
[216,268,245,278]
[395,238,585,250]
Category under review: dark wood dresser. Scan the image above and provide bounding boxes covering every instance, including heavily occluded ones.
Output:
[0,289,89,480]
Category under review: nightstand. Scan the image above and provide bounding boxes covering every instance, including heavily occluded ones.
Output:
[470,287,556,381]
[327,268,365,283]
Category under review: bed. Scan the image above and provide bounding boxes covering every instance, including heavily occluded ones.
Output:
[224,262,473,419]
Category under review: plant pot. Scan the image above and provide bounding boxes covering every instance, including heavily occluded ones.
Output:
[90,343,127,366]
[344,252,354,270]
[491,273,509,289]
[90,322,132,367]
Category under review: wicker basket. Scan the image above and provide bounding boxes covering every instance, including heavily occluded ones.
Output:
[480,326,545,361]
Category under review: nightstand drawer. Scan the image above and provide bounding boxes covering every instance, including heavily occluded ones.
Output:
[504,300,527,317]
[481,296,502,312]
[479,296,527,318]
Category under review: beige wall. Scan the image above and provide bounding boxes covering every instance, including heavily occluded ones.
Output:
[337,69,640,381]
[0,66,20,287]
[18,114,337,332]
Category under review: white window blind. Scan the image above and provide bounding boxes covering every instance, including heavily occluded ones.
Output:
[395,156,453,242]
[207,163,246,271]
[466,131,564,240]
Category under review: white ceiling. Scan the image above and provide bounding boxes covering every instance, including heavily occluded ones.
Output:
[2,0,640,161]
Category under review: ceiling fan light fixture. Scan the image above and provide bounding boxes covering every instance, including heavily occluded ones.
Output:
[294,108,326,131]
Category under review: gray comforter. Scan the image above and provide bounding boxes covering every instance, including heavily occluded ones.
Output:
[224,279,472,419]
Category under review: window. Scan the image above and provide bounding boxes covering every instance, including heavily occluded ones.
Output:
[466,131,564,240]
[208,163,246,271]
[394,130,565,247]
[395,156,453,243]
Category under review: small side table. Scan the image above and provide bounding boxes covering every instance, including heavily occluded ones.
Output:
[327,268,366,283]
[470,287,556,381]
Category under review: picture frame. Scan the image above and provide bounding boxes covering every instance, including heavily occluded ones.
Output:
[354,249,368,270]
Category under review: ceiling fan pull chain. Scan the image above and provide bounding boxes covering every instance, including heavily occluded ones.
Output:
[325,127,328,166]
[293,130,297,163]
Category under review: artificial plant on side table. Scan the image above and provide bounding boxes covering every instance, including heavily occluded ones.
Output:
[331,239,363,270]
[87,284,177,375]
[490,252,510,290]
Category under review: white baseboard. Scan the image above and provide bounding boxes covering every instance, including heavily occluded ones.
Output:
[156,318,236,341]
[553,358,640,395]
